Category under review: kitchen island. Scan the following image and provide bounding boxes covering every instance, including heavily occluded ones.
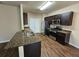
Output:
[2,30,41,57]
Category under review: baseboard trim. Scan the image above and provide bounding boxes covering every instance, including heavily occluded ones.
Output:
[0,40,10,43]
[69,43,79,49]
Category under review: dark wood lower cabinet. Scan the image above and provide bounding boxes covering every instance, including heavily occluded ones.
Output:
[56,32,66,45]
[45,29,50,36]
[24,42,41,57]
[45,28,71,45]
[56,32,71,45]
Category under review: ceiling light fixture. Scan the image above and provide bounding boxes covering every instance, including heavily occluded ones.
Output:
[39,1,54,10]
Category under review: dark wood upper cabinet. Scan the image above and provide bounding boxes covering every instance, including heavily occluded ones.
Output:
[23,13,28,25]
[60,12,73,26]
[44,11,74,26]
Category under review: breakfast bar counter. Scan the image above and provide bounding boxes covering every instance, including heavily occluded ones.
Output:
[4,31,41,49]
[4,31,41,57]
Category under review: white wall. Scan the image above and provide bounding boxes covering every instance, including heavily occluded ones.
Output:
[47,3,79,48]
[0,4,20,43]
[28,12,42,33]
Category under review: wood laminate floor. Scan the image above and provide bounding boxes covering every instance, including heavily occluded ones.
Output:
[0,34,79,57]
[37,35,79,57]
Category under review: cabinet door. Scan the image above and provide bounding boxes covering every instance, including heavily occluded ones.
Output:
[24,42,41,57]
[56,32,66,45]
[60,12,73,25]
[45,28,50,36]
[45,16,52,24]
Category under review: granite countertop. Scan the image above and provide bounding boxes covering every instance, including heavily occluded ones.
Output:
[57,30,71,34]
[4,31,41,49]
[48,28,71,34]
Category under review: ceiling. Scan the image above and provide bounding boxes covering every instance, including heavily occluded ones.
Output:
[0,1,79,14]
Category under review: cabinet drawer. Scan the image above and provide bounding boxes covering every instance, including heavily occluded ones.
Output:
[57,32,65,36]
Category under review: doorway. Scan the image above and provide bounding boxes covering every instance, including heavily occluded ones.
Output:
[23,12,29,28]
